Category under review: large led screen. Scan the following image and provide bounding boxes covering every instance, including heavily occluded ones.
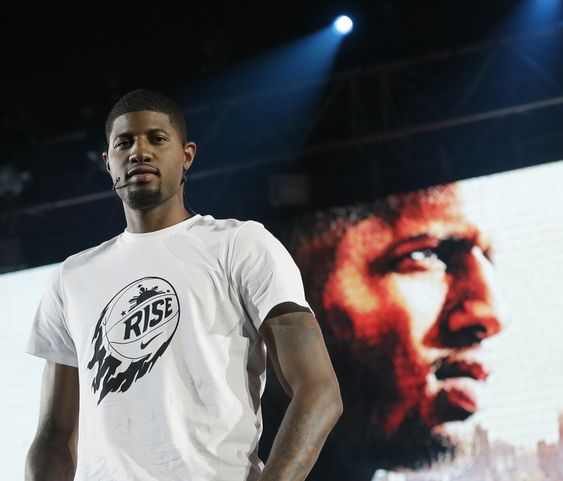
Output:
[5,160,563,481]
[261,160,563,481]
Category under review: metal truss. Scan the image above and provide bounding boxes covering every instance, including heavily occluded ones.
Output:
[3,24,563,270]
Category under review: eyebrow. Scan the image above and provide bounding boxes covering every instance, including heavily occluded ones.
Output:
[392,233,434,250]
[386,231,488,258]
[113,128,170,139]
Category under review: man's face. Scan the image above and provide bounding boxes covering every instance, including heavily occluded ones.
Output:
[103,110,195,211]
[323,187,505,439]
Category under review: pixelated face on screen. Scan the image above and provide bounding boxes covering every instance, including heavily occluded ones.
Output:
[292,184,506,467]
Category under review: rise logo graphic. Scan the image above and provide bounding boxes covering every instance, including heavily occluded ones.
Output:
[87,277,180,404]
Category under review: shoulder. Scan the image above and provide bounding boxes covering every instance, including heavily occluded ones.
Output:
[192,214,261,235]
[63,235,121,273]
[193,215,270,247]
[230,220,288,256]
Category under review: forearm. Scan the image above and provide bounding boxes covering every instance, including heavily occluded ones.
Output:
[25,437,75,481]
[258,388,342,481]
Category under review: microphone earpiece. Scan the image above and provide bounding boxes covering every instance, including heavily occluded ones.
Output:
[112,171,185,190]
[112,176,129,190]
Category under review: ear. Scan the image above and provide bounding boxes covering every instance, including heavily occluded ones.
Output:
[102,152,110,175]
[183,141,197,171]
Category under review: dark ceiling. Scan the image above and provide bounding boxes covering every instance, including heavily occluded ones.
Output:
[2,1,527,139]
[3,0,563,273]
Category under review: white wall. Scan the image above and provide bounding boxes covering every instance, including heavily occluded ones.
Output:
[0,263,60,480]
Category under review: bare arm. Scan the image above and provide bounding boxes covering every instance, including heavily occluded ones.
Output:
[25,361,79,481]
[258,302,343,481]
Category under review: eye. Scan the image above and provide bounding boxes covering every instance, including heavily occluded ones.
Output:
[114,139,130,149]
[391,248,447,273]
[152,136,167,143]
[410,249,439,261]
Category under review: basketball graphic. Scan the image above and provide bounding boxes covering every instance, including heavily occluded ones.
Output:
[104,279,180,360]
[87,277,181,404]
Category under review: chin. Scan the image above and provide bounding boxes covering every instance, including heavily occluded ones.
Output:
[330,402,460,474]
[126,190,165,211]
[324,342,473,473]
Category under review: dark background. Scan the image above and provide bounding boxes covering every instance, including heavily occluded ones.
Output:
[3,1,563,273]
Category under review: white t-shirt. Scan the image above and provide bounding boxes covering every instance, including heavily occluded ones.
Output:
[26,213,313,481]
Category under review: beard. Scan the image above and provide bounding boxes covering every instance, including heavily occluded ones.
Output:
[320,335,462,479]
[124,183,166,211]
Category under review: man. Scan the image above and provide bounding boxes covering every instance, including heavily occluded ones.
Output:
[278,184,505,479]
[24,89,342,481]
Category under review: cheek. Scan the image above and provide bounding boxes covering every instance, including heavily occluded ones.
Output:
[323,262,448,349]
[387,272,448,348]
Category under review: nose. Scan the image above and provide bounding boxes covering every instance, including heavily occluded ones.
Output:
[129,137,153,164]
[440,246,506,347]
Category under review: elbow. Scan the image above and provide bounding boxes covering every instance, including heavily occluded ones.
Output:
[299,378,344,424]
[321,374,344,419]
[336,390,344,417]
[330,384,344,421]
[320,384,343,429]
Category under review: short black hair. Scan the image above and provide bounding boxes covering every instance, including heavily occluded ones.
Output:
[105,89,187,143]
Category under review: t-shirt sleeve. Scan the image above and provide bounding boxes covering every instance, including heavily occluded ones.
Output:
[25,263,78,368]
[230,221,315,330]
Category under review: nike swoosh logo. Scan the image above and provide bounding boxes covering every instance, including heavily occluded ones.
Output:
[140,332,163,349]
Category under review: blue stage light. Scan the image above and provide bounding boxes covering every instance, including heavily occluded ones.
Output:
[333,15,353,35]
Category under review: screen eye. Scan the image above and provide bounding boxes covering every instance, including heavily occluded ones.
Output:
[392,248,447,273]
[409,249,439,261]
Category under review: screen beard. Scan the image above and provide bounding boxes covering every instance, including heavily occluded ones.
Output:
[323,338,462,475]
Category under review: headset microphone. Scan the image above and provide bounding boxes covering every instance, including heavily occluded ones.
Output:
[111,172,198,216]
[111,176,130,190]
[112,171,187,190]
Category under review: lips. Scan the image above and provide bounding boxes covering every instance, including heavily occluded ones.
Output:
[434,358,489,381]
[424,355,490,423]
[127,166,159,178]
[435,384,478,419]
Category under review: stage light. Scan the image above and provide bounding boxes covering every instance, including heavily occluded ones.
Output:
[333,15,353,35]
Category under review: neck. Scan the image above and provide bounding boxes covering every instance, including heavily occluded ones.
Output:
[123,201,192,234]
